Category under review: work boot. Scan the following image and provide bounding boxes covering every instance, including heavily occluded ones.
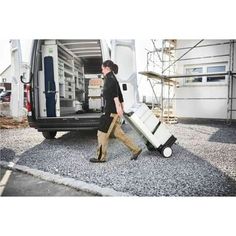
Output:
[131,148,142,160]
[89,158,106,163]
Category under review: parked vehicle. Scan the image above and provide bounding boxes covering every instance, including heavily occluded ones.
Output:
[0,86,6,94]
[0,91,11,102]
[19,40,139,138]
[23,40,111,139]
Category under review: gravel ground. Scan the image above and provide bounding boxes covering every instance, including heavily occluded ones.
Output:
[1,123,236,196]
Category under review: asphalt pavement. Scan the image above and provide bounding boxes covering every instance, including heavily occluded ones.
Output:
[0,167,97,196]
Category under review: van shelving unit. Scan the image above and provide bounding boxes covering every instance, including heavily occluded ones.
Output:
[57,56,82,115]
[38,40,106,119]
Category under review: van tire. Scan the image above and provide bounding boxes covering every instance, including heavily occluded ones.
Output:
[42,131,57,139]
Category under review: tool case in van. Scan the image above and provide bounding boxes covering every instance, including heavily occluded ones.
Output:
[124,103,177,158]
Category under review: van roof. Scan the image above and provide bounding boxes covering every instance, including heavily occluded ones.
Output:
[57,40,102,58]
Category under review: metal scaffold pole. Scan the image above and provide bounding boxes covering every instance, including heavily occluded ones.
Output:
[230,40,235,122]
[161,40,164,121]
[161,40,177,123]
[143,39,178,123]
[227,40,235,124]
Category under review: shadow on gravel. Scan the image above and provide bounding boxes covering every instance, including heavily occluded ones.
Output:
[56,130,97,144]
[1,129,236,196]
[0,148,16,162]
[176,122,236,144]
[208,127,236,144]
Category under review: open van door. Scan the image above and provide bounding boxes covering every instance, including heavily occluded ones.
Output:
[111,40,139,112]
[100,40,110,61]
[111,40,177,158]
[10,40,24,120]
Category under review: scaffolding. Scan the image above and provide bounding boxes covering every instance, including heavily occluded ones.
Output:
[144,39,178,123]
[141,39,236,124]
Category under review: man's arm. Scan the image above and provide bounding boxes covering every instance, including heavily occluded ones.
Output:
[114,97,123,117]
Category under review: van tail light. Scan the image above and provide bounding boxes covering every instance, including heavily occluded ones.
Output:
[26,84,32,116]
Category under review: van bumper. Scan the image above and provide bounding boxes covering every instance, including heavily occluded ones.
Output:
[27,116,100,131]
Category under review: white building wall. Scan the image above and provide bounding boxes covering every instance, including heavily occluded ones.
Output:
[0,63,29,85]
[136,40,155,102]
[0,66,11,83]
[175,40,236,120]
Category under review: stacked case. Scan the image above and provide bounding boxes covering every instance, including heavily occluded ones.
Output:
[88,78,103,111]
[125,103,177,157]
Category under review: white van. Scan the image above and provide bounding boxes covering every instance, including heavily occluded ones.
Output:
[25,40,139,139]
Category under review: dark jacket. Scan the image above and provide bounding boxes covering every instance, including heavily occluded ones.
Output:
[102,71,124,114]
[98,72,124,133]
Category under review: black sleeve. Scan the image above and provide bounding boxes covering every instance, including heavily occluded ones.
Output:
[110,78,119,100]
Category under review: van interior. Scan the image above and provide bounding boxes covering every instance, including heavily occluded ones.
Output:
[37,39,108,119]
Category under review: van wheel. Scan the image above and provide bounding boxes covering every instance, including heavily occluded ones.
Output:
[42,131,57,139]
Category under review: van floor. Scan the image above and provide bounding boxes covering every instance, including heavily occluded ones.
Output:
[60,112,102,118]
[37,112,102,119]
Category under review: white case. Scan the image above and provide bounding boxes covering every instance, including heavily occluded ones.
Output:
[125,103,175,150]
[88,87,102,97]
[89,97,102,110]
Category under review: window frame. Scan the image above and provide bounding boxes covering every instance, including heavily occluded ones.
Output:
[184,62,228,86]
[206,65,227,83]
[185,66,203,85]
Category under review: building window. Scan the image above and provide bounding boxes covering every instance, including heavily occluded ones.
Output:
[185,67,203,83]
[206,65,226,82]
[184,63,227,85]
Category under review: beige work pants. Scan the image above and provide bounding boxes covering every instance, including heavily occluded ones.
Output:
[97,116,140,161]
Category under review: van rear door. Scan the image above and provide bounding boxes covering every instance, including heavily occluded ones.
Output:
[111,40,139,112]
[10,40,24,118]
